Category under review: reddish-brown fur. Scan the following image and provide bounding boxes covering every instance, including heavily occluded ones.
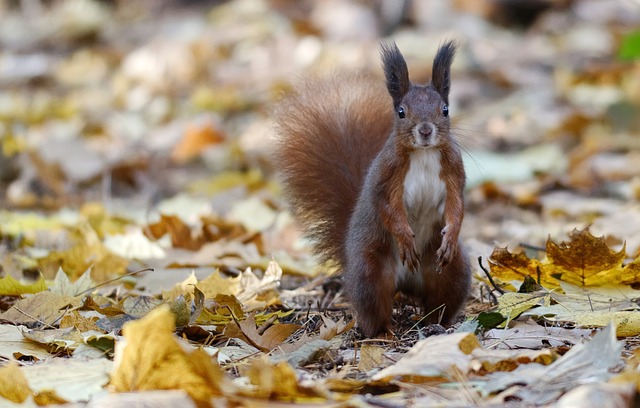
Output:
[273,41,471,337]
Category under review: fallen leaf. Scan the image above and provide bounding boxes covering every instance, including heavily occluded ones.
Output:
[481,324,622,404]
[0,363,31,403]
[270,339,331,367]
[0,274,47,296]
[109,305,231,404]
[496,292,550,321]
[0,325,53,361]
[21,358,112,402]
[489,229,639,289]
[373,332,481,381]
[358,344,385,372]
[1,291,84,326]
[470,347,556,374]
[223,313,300,352]
[244,358,321,401]
[545,229,626,286]
[49,267,95,297]
[171,121,224,164]
[146,214,208,251]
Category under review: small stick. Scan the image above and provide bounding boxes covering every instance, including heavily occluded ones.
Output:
[478,256,505,295]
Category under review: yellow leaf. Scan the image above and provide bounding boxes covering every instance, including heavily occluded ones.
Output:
[572,311,640,337]
[197,270,241,298]
[33,390,68,405]
[245,358,321,401]
[38,240,128,282]
[489,247,555,289]
[110,305,230,404]
[80,202,129,238]
[489,229,637,290]
[0,274,47,295]
[544,229,626,286]
[496,292,550,321]
[187,169,264,196]
[0,210,65,241]
[0,363,31,403]
[619,256,640,285]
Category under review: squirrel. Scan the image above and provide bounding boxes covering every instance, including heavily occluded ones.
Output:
[273,41,471,337]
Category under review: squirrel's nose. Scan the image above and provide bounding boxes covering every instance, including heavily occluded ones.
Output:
[419,124,433,137]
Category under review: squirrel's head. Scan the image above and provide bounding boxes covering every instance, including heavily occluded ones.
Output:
[381,41,456,149]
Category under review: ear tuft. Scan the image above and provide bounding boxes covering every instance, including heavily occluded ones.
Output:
[380,42,410,109]
[432,40,457,104]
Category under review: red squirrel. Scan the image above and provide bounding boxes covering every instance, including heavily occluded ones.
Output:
[273,41,471,337]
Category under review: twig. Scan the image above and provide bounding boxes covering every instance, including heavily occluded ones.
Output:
[78,267,154,296]
[478,256,505,295]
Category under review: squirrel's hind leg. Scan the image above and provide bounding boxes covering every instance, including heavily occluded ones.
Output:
[421,244,471,325]
[343,255,396,337]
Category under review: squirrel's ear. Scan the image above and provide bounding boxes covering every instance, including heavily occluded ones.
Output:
[381,42,410,109]
[432,41,457,104]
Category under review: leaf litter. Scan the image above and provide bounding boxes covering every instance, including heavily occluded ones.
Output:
[1,0,640,407]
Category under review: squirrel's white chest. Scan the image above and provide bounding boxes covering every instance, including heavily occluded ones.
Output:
[403,149,446,230]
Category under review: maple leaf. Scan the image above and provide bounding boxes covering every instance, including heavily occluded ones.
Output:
[544,229,626,286]
[488,247,554,288]
[489,229,638,289]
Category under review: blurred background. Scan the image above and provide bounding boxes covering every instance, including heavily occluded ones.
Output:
[0,0,639,271]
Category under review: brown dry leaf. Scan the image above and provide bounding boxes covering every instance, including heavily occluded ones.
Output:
[59,310,101,332]
[1,291,84,326]
[223,313,300,352]
[0,362,32,403]
[244,357,322,401]
[358,344,385,372]
[22,327,83,351]
[319,316,355,341]
[146,214,207,251]
[110,305,231,404]
[171,121,224,164]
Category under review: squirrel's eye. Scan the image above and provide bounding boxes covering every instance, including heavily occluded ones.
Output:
[398,106,405,119]
[442,104,449,117]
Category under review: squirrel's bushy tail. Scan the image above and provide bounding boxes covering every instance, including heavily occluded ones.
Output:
[273,72,393,267]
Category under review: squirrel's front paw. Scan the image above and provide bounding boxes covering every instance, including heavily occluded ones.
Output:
[436,228,457,273]
[398,232,420,274]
